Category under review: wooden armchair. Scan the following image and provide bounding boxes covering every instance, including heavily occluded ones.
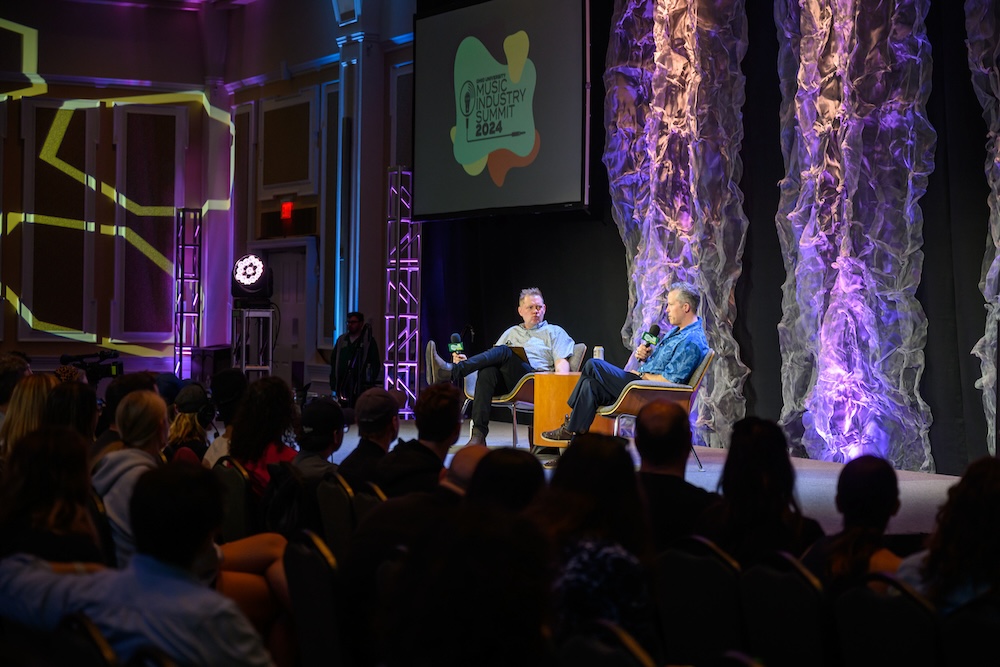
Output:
[595,349,714,467]
[463,342,587,447]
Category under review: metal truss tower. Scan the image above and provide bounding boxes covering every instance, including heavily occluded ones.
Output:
[174,208,202,378]
[384,167,419,418]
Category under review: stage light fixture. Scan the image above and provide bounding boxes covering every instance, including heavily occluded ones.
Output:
[232,253,273,306]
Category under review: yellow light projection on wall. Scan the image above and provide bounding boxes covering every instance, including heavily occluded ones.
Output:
[1,17,234,356]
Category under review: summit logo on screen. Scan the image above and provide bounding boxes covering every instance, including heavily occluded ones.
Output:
[452,31,539,186]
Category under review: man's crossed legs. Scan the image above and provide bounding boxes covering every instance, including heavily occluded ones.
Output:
[427,342,532,444]
[542,358,636,440]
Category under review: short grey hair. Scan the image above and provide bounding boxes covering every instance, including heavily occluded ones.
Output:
[519,287,543,305]
[669,282,700,312]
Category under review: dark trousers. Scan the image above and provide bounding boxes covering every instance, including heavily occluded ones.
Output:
[453,346,533,435]
[567,358,637,433]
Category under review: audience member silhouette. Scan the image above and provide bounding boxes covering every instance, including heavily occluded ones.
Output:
[165,383,213,461]
[465,447,545,513]
[337,387,401,487]
[0,352,31,430]
[526,433,660,659]
[801,454,901,597]
[374,382,462,497]
[91,390,169,566]
[0,463,276,666]
[42,380,99,443]
[229,376,297,496]
[203,367,249,468]
[0,426,104,563]
[91,371,158,462]
[0,372,59,461]
[343,444,490,667]
[292,397,347,478]
[382,505,553,667]
[634,400,718,551]
[695,417,824,566]
[897,456,1000,612]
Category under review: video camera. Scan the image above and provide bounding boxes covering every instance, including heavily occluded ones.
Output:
[59,350,125,386]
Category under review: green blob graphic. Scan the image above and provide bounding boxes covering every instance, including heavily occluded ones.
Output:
[453,36,536,166]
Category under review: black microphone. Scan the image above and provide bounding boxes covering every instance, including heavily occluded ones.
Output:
[641,324,661,347]
[448,333,464,354]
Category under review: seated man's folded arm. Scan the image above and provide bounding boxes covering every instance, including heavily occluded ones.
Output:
[0,555,87,630]
[659,344,705,384]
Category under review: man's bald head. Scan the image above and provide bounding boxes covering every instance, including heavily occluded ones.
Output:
[634,400,691,469]
[440,444,490,495]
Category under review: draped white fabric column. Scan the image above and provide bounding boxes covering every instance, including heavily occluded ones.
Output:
[774,0,935,471]
[603,0,751,448]
[966,0,1000,456]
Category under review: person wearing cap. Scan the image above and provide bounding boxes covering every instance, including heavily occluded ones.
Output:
[165,383,215,462]
[293,397,349,479]
[202,369,250,469]
[338,387,402,488]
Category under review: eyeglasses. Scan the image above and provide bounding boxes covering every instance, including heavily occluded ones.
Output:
[522,305,544,311]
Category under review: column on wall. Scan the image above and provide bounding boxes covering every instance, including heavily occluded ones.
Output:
[775,0,935,471]
[337,34,385,340]
[603,0,751,448]
[967,0,1000,456]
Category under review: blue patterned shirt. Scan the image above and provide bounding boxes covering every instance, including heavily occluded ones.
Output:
[641,319,709,382]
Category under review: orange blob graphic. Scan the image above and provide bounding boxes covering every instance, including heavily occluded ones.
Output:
[487,131,541,187]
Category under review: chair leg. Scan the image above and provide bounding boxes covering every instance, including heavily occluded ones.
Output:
[690,444,704,472]
[508,405,518,448]
[462,398,473,439]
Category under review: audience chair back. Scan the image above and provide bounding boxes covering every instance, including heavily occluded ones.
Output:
[655,535,743,665]
[462,342,587,447]
[834,572,939,667]
[212,456,258,543]
[0,614,119,667]
[284,530,346,667]
[941,592,1000,667]
[124,646,180,667]
[316,472,358,562]
[558,620,656,667]
[351,480,387,526]
[595,350,714,438]
[87,489,118,567]
[739,551,825,667]
[59,613,120,667]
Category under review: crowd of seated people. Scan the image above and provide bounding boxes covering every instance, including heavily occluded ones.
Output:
[2,352,999,665]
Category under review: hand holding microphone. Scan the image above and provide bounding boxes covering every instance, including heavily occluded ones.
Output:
[448,333,468,363]
[636,324,660,363]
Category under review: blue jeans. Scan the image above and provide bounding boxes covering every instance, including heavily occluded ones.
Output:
[453,346,533,436]
[566,358,636,433]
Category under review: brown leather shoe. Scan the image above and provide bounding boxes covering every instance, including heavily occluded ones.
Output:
[541,415,574,442]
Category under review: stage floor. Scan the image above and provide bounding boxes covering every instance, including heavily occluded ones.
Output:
[331,419,957,537]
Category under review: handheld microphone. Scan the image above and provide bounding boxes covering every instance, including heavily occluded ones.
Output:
[448,333,464,354]
[641,324,661,347]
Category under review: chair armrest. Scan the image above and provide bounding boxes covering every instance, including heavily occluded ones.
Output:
[625,380,694,390]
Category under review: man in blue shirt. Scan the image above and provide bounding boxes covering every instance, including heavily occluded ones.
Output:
[542,282,709,440]
[0,465,274,666]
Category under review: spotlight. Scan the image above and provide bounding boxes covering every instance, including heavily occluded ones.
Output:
[232,253,273,307]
